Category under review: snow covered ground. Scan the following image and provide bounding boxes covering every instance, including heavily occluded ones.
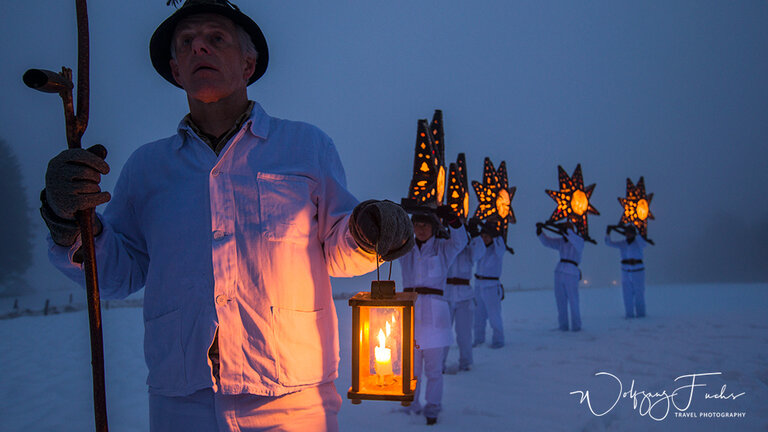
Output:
[2,283,766,431]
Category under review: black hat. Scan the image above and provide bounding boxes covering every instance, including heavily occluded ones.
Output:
[150,0,269,88]
[411,212,440,228]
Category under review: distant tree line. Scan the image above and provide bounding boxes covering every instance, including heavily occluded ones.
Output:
[0,138,32,289]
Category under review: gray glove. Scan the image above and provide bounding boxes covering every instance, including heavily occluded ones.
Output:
[41,144,110,246]
[349,200,414,261]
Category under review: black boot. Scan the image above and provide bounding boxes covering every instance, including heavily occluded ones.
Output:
[426,417,437,425]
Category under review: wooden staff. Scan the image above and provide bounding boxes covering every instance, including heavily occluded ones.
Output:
[23,1,108,430]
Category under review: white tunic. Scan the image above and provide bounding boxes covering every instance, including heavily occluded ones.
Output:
[537,228,585,276]
[399,225,467,349]
[605,234,647,271]
[445,235,485,302]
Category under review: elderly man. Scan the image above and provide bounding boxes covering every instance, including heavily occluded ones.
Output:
[40,1,412,431]
[536,222,585,332]
[398,211,466,425]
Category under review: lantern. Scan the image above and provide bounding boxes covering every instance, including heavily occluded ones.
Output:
[447,153,470,220]
[402,110,446,211]
[545,164,599,240]
[471,157,517,246]
[430,110,447,205]
[617,176,655,238]
[348,281,417,405]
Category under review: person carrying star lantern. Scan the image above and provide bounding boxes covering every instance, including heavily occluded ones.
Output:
[39,1,414,430]
[398,110,468,425]
[605,177,655,319]
[536,164,599,332]
[469,157,516,348]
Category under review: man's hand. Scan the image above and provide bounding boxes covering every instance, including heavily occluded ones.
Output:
[41,145,110,246]
[436,204,462,228]
[349,200,414,261]
[45,144,111,220]
[467,217,482,238]
[606,225,612,235]
[536,222,544,236]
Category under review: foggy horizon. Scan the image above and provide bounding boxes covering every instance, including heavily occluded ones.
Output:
[2,0,767,295]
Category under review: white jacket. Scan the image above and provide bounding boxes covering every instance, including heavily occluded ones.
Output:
[48,102,378,397]
[399,225,467,349]
[538,228,585,277]
[445,235,485,302]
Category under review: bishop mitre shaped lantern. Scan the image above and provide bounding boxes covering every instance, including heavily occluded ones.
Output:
[348,280,417,405]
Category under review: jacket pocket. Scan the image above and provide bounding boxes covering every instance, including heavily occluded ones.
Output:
[144,308,186,390]
[271,306,336,387]
[257,173,317,245]
[426,255,443,278]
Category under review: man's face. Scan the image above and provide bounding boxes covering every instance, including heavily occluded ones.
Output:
[413,221,434,243]
[481,232,493,246]
[169,14,256,103]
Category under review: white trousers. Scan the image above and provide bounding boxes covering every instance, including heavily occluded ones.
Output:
[412,347,445,419]
[474,283,504,346]
[149,382,342,432]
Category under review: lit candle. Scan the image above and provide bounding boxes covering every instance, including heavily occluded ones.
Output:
[374,328,392,384]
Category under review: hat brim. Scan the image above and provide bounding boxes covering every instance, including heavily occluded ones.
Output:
[411,213,440,227]
[149,3,269,88]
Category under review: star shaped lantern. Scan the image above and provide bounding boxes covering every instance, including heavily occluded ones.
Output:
[401,111,446,211]
[430,110,447,205]
[545,164,599,239]
[446,153,470,220]
[472,157,516,240]
[618,176,654,238]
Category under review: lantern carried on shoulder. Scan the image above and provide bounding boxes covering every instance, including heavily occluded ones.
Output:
[348,280,417,405]
[543,164,599,243]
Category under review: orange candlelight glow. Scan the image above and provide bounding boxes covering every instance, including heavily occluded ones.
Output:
[571,190,588,215]
[636,198,649,221]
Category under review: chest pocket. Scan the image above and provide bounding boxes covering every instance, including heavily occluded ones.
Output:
[426,255,443,278]
[257,173,317,245]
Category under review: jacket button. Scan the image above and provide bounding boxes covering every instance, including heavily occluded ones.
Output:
[212,169,220,177]
[215,295,229,306]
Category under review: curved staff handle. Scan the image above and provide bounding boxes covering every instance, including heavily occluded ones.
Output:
[23,1,107,431]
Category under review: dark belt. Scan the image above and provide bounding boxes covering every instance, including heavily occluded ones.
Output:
[474,274,500,281]
[559,259,579,267]
[446,278,470,285]
[404,287,444,296]
[621,259,643,265]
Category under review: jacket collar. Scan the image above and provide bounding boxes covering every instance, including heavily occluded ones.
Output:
[174,100,270,149]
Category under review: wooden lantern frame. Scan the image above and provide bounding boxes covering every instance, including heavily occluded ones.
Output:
[348,281,417,405]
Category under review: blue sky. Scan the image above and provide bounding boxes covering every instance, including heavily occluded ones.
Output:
[2,0,767,291]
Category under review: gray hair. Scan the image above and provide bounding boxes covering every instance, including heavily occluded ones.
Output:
[170,23,258,62]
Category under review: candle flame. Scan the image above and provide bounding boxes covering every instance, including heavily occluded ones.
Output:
[377,328,386,349]
[375,328,391,363]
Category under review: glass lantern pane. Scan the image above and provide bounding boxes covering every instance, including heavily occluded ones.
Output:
[360,306,403,394]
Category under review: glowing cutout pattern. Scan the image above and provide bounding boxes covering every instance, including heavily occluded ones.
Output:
[618,177,655,238]
[404,119,440,207]
[404,111,447,211]
[446,153,470,219]
[545,164,599,239]
[431,110,447,205]
[472,157,517,239]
